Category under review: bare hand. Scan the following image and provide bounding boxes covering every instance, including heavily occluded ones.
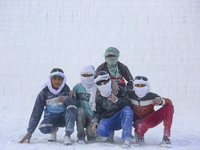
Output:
[107,93,118,102]
[69,90,76,98]
[152,97,162,106]
[57,96,66,103]
[111,81,119,95]
[19,135,31,144]
[92,122,99,133]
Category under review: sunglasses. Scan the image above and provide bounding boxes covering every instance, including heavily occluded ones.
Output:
[135,76,148,81]
[51,68,64,73]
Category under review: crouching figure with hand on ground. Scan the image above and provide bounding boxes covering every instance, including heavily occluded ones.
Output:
[19,68,77,146]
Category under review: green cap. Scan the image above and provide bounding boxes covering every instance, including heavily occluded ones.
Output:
[104,47,120,57]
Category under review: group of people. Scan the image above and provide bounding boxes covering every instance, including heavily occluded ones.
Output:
[19,47,174,149]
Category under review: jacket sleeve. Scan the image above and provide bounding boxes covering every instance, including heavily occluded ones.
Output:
[64,96,77,107]
[115,86,132,107]
[118,62,134,91]
[91,95,103,123]
[27,91,46,136]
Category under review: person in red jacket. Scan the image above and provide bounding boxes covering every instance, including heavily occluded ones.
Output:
[126,75,174,148]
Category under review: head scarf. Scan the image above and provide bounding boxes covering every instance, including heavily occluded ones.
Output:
[80,65,97,111]
[41,72,67,95]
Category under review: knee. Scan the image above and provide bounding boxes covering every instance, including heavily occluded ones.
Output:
[97,125,106,136]
[66,105,77,114]
[39,124,54,134]
[164,103,174,113]
[123,106,134,117]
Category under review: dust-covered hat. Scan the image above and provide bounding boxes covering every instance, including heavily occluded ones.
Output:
[104,47,120,57]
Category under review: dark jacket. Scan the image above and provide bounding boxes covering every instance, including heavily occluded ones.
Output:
[27,84,77,136]
[96,61,134,90]
[92,86,132,123]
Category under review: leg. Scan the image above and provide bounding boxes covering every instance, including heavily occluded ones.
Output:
[76,108,87,139]
[134,103,174,138]
[39,113,62,134]
[97,106,133,141]
[86,114,96,141]
[65,107,77,135]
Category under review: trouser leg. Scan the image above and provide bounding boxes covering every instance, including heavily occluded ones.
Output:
[76,108,87,139]
[97,106,133,141]
[134,103,174,138]
[65,107,77,135]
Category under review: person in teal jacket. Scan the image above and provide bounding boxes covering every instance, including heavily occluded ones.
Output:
[72,65,97,144]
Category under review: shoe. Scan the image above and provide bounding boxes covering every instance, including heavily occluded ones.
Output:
[64,135,72,146]
[106,131,114,143]
[77,138,86,144]
[160,136,172,148]
[121,140,131,149]
[135,132,145,144]
[48,127,58,142]
[87,135,96,142]
[95,135,107,142]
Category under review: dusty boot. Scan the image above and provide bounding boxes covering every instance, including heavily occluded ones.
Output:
[135,132,145,145]
[64,135,72,146]
[106,131,114,143]
[77,138,86,144]
[48,127,58,142]
[160,136,172,148]
[121,140,131,149]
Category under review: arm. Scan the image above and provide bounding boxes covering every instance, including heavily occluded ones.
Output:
[118,62,134,91]
[27,92,45,136]
[19,92,45,143]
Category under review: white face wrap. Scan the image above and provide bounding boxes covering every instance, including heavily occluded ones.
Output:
[133,77,151,98]
[80,65,97,111]
[94,74,111,98]
[97,80,112,98]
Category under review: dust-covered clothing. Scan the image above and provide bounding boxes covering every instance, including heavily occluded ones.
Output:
[127,90,174,138]
[92,86,132,123]
[73,83,95,139]
[96,61,134,90]
[27,84,77,136]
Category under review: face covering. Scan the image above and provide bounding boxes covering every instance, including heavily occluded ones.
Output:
[97,80,112,98]
[105,57,119,78]
[80,76,94,93]
[105,57,118,66]
[134,86,148,98]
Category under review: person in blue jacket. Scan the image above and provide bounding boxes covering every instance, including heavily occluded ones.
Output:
[19,68,77,146]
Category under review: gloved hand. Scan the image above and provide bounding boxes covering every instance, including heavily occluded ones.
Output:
[152,97,163,106]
